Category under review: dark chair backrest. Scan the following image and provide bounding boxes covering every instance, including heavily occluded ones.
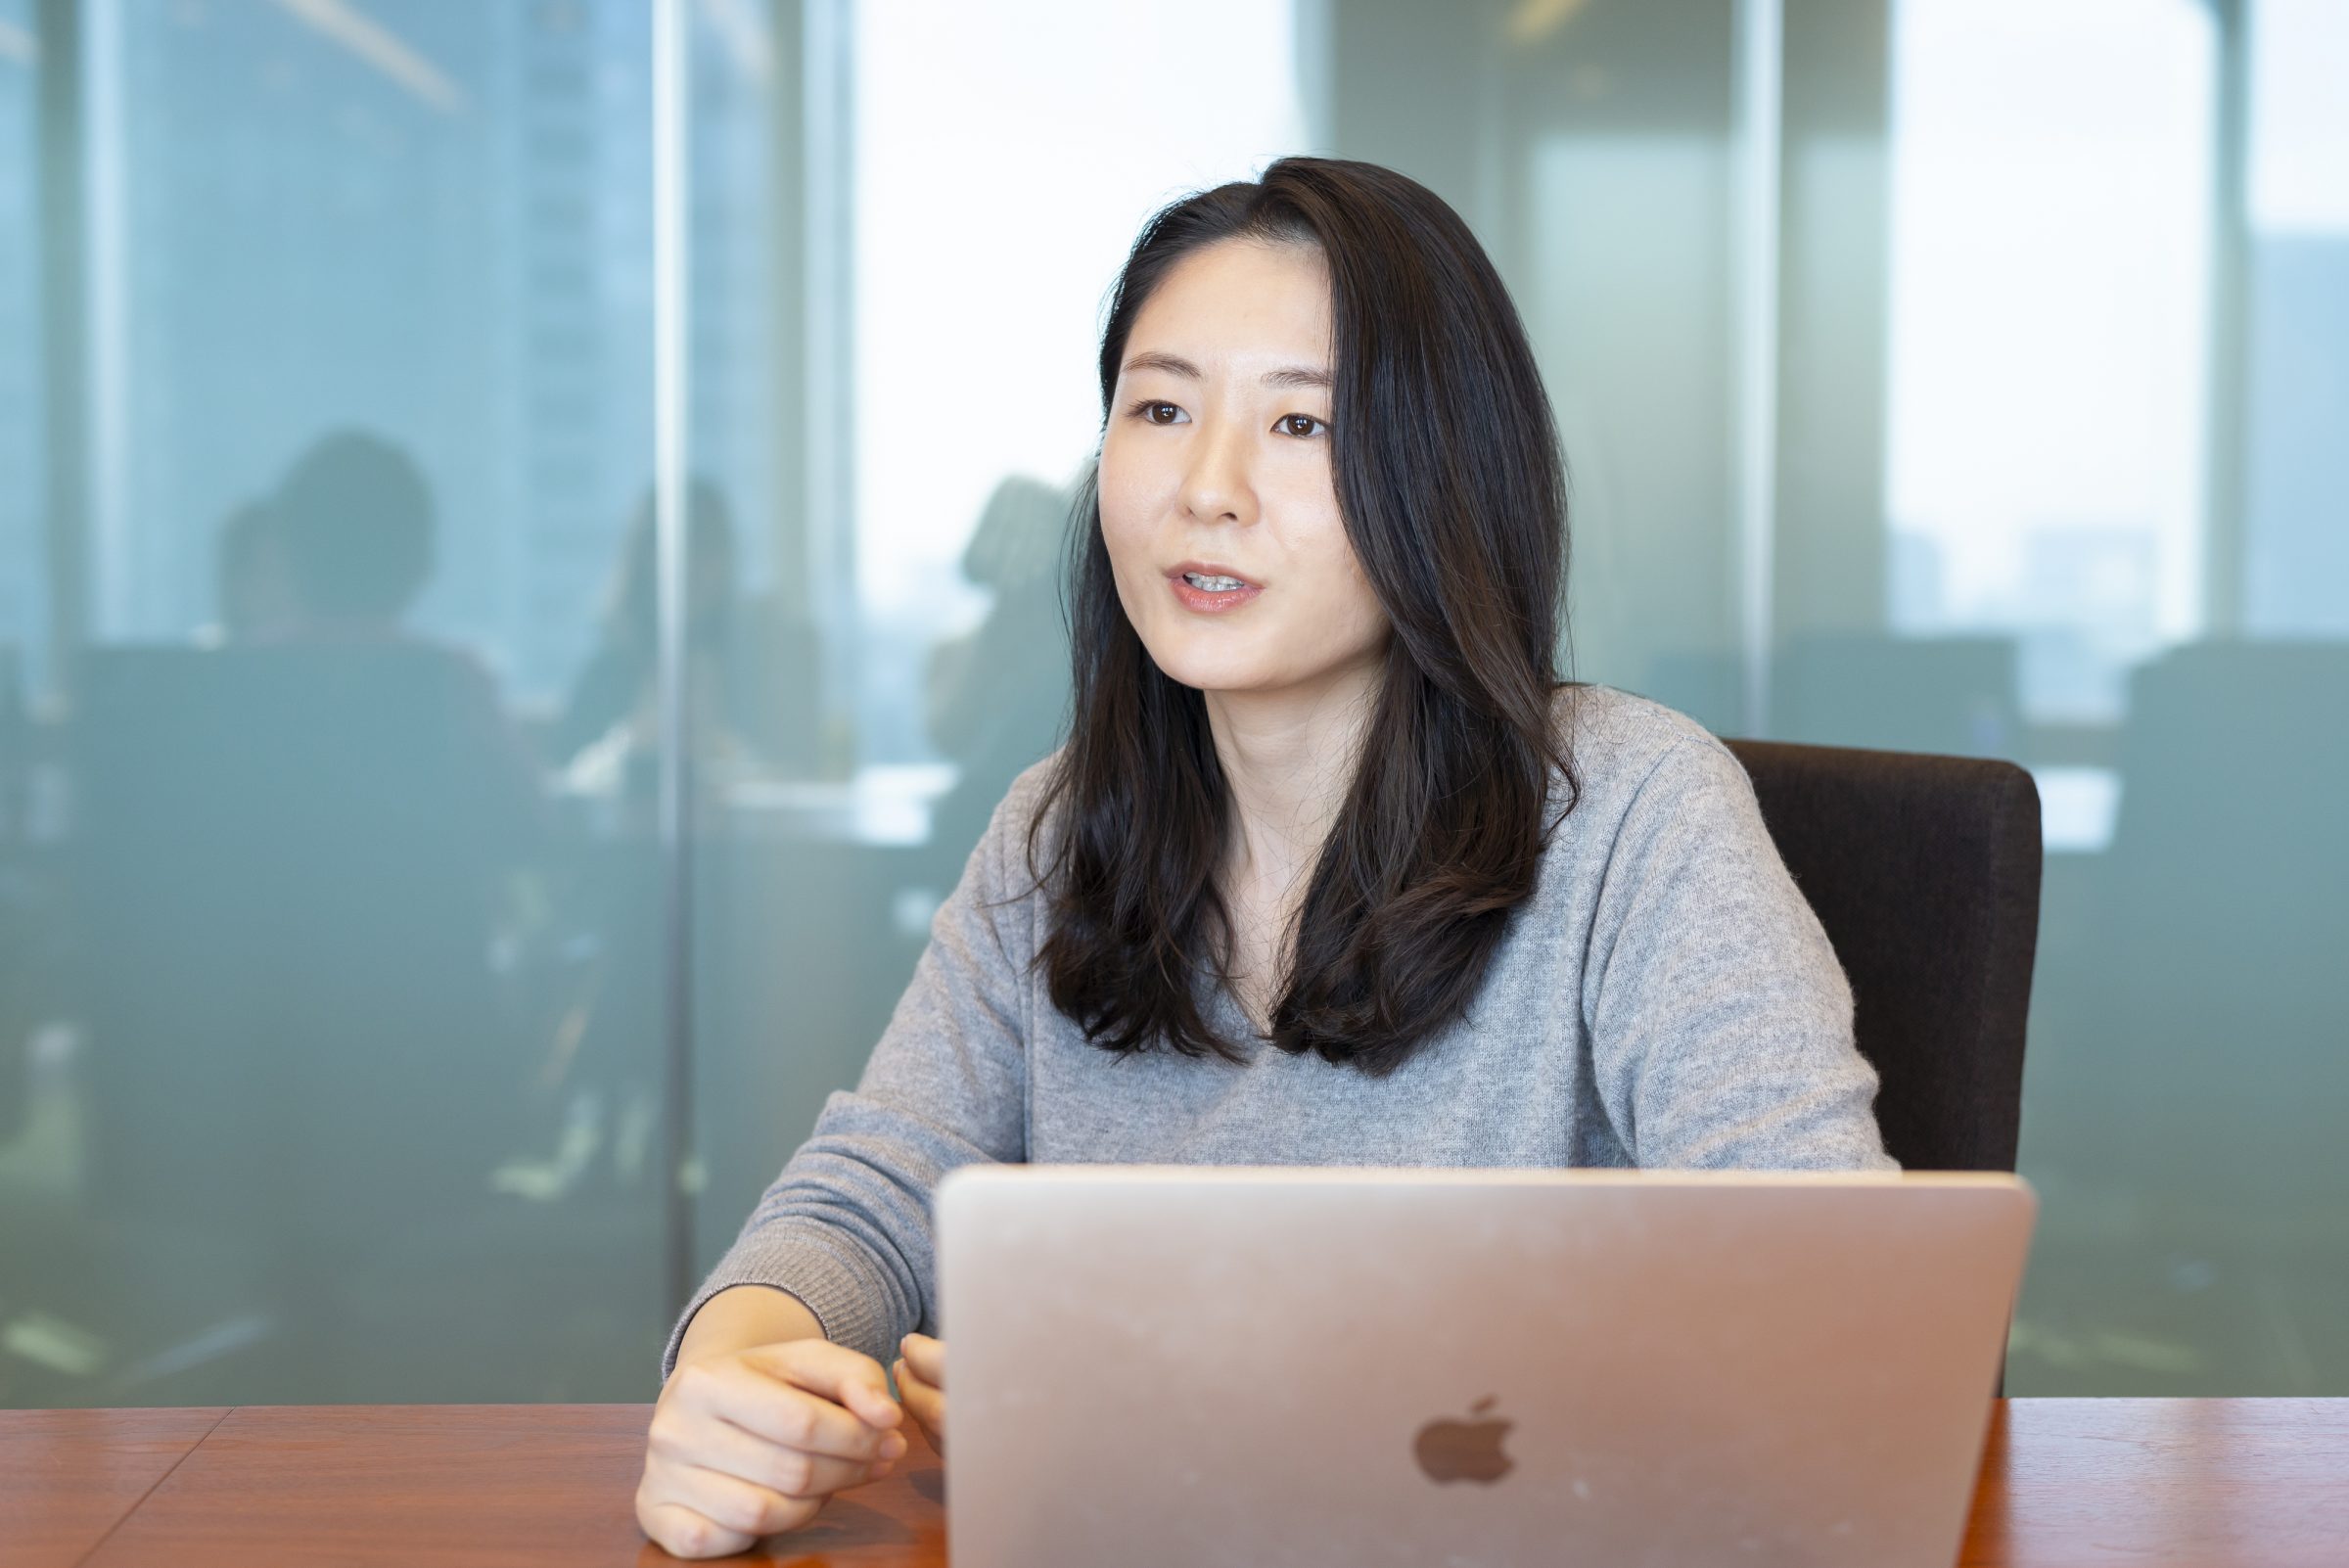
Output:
[67,642,537,1229]
[1722,739,2043,1175]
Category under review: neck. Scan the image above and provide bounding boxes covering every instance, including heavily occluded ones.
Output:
[1202,651,1384,903]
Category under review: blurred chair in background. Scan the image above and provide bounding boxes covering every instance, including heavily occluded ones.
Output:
[65,642,541,1399]
[1769,634,2023,761]
[2073,641,2349,1214]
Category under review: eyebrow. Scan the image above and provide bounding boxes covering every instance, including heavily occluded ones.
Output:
[1122,350,1332,392]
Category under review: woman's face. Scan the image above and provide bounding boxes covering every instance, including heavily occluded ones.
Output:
[1098,238,1390,703]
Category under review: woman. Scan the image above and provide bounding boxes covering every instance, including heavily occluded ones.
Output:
[636,157,1895,1558]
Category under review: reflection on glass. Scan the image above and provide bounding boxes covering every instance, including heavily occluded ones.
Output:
[0,0,670,1407]
[69,431,546,1402]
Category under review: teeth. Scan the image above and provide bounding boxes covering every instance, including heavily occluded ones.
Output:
[1183,573,1247,592]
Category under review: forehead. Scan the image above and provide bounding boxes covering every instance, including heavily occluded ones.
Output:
[1126,237,1332,366]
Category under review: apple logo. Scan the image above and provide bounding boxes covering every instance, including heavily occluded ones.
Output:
[1413,1396,1515,1485]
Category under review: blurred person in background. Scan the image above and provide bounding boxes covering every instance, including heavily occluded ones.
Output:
[921,473,1075,871]
[257,427,544,845]
[203,497,298,646]
[555,478,773,791]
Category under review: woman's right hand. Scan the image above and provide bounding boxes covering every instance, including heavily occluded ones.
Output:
[636,1338,910,1559]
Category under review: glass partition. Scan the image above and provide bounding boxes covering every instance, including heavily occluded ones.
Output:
[0,0,669,1405]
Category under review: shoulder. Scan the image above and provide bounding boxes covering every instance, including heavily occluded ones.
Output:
[1546,682,1751,819]
[994,749,1068,846]
[959,750,1072,906]
[1529,682,1785,910]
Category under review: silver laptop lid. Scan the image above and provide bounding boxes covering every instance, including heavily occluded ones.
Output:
[938,1166,2034,1568]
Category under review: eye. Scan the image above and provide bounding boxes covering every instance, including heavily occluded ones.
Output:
[1125,398,1186,426]
[1276,413,1327,438]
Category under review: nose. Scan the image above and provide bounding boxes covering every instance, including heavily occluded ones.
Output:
[1178,412,1257,528]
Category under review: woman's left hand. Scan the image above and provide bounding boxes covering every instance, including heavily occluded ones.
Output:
[895,1333,946,1455]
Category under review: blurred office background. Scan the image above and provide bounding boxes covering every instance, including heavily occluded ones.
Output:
[0,0,2340,1405]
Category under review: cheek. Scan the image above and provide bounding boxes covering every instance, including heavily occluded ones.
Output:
[1326,560,1391,656]
[1095,436,1160,572]
[1286,494,1387,645]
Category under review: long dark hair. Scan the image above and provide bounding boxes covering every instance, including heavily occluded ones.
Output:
[1025,156,1577,1079]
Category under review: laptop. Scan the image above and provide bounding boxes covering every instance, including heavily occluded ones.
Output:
[937,1165,2035,1568]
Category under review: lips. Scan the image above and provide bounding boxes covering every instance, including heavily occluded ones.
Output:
[1167,562,1265,614]
[1166,560,1261,588]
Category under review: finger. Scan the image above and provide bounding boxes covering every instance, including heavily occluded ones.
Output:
[638,1499,755,1561]
[673,1358,895,1462]
[900,1374,944,1437]
[741,1339,904,1432]
[665,1461,821,1544]
[663,1407,905,1498]
[900,1333,946,1388]
[895,1356,945,1449]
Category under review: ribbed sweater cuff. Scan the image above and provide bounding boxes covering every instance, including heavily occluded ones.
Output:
[659,1221,900,1382]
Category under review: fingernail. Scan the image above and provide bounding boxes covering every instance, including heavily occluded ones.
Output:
[882,1431,908,1460]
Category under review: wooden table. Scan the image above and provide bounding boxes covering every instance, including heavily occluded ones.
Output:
[7,1400,2346,1566]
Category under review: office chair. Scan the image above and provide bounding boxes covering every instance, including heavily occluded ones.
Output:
[1723,739,2042,1175]
[1727,739,2041,1399]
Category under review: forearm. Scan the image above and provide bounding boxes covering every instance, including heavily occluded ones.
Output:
[671,1284,827,1373]
[665,785,1036,1381]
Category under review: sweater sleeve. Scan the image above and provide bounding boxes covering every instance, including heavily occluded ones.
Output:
[1581,732,1900,1174]
[659,773,1040,1379]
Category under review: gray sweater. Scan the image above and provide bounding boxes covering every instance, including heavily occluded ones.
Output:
[662,684,1898,1377]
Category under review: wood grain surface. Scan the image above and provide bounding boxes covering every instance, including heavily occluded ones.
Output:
[9,1399,2345,1566]
[1961,1398,2349,1568]
[61,1404,944,1568]
[0,1406,231,1568]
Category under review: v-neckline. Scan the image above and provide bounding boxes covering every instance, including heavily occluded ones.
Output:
[1209,977,1273,1055]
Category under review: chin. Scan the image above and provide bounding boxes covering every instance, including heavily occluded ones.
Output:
[1141,636,1279,696]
